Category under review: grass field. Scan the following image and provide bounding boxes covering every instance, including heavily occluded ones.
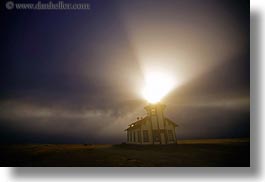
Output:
[0,138,250,167]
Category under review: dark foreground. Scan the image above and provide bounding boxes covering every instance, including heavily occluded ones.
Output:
[0,139,250,167]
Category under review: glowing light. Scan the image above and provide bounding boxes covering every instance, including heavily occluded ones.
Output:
[142,71,175,104]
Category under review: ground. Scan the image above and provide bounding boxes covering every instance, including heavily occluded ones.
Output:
[0,138,250,167]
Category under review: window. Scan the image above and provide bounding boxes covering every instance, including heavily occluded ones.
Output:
[168,130,174,141]
[137,131,141,143]
[143,130,149,142]
[153,130,160,142]
[130,131,132,142]
[151,108,156,115]
[133,132,136,142]
[127,131,129,142]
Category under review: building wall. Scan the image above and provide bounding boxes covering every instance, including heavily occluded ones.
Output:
[165,120,177,144]
[126,119,177,144]
[141,119,153,144]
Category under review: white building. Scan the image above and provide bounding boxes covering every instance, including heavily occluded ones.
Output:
[125,103,178,144]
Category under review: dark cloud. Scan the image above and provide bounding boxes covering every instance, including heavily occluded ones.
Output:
[165,51,250,104]
[0,99,146,143]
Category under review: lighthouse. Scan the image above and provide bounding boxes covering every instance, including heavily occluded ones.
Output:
[125,103,177,145]
[144,103,167,144]
[125,71,177,144]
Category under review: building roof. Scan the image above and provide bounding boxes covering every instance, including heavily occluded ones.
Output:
[165,118,178,127]
[124,116,149,131]
[124,116,178,131]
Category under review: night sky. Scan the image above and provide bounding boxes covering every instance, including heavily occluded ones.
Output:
[0,0,249,143]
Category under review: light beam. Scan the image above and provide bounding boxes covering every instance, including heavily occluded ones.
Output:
[142,71,175,104]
